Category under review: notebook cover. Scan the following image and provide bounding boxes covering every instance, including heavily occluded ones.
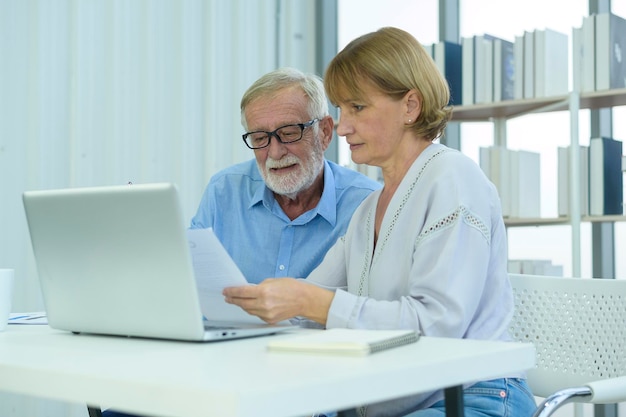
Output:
[267,329,420,356]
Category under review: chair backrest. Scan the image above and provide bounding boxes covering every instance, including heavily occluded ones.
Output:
[508,274,626,398]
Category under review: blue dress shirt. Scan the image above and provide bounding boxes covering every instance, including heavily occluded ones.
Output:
[190,159,381,284]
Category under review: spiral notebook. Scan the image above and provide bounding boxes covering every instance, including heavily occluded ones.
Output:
[267,329,420,356]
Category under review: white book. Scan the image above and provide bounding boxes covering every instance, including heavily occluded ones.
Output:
[474,35,494,104]
[582,14,596,92]
[267,329,420,356]
[521,260,537,274]
[508,260,523,274]
[509,259,556,275]
[571,26,584,93]
[484,39,494,103]
[533,29,546,97]
[534,28,569,98]
[510,150,541,218]
[595,13,611,91]
[557,146,569,217]
[557,145,590,217]
[523,30,535,99]
[530,260,561,276]
[479,147,491,178]
[541,264,564,277]
[595,13,626,91]
[489,146,512,217]
[462,36,475,106]
[579,145,590,216]
[509,150,521,218]
[513,35,525,100]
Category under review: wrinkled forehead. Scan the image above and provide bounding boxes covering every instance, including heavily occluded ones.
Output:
[244,88,310,130]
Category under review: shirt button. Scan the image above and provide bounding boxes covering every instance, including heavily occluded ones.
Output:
[279,265,285,271]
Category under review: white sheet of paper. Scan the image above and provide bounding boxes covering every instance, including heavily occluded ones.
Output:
[186,228,266,324]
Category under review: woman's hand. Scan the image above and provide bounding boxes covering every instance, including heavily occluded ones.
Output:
[223,278,334,325]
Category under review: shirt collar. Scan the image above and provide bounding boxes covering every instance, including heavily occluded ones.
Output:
[250,160,337,226]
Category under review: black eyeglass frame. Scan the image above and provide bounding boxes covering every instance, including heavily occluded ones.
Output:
[242,118,320,149]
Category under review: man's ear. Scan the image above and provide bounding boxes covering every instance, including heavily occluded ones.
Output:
[405,89,422,121]
[319,116,334,151]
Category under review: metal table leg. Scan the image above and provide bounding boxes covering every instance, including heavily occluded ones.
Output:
[444,385,464,417]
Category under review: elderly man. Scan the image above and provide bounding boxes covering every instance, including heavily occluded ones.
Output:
[190,67,380,283]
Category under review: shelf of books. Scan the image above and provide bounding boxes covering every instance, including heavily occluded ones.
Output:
[430,11,626,276]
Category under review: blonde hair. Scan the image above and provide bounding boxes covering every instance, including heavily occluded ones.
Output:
[324,27,452,140]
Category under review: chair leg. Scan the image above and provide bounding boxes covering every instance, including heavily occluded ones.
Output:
[87,405,103,417]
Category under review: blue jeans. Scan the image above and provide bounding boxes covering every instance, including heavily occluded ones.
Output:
[404,378,536,417]
[339,378,535,417]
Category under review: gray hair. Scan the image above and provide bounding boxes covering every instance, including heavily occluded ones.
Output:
[240,67,329,130]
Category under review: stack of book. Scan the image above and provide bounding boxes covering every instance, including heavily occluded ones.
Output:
[479,146,541,218]
[508,259,563,276]
[424,12,626,105]
[461,34,514,105]
[558,138,624,217]
[459,28,568,105]
[575,12,626,92]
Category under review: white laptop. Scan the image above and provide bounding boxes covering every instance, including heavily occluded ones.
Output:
[22,182,296,342]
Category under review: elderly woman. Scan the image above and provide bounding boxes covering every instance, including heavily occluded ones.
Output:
[224,27,535,417]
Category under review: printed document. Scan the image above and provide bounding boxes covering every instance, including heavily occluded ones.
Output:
[186,228,265,324]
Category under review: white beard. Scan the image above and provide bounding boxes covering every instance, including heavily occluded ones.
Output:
[258,141,324,200]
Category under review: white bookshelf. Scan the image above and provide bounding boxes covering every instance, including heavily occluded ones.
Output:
[451,88,626,276]
[452,88,626,121]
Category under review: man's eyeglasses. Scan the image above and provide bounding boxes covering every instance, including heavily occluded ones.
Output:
[242,118,320,149]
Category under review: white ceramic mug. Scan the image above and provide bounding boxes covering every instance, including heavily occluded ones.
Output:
[0,269,15,331]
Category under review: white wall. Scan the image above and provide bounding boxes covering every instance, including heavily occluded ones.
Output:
[0,0,320,313]
[0,1,320,415]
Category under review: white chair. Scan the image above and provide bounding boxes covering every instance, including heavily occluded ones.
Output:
[508,273,626,417]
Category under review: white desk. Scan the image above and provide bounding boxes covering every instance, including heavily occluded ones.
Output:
[0,326,534,417]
